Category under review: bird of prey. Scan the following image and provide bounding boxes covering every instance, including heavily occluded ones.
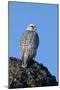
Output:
[20,24,39,68]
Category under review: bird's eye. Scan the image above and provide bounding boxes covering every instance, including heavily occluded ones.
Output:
[31,26,34,28]
[31,26,33,27]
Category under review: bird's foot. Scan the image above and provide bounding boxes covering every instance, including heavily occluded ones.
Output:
[21,64,27,68]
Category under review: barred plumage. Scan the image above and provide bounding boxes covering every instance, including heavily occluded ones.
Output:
[20,24,39,68]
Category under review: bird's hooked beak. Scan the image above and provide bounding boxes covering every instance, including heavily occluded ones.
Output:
[26,24,37,31]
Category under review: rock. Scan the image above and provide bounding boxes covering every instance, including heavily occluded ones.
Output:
[8,57,58,88]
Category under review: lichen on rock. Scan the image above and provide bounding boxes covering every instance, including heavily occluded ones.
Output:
[8,57,58,88]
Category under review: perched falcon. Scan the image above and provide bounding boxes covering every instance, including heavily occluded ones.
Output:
[20,24,39,68]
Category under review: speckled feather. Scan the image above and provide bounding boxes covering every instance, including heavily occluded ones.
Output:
[20,30,39,67]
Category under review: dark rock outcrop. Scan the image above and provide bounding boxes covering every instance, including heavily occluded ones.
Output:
[8,57,58,88]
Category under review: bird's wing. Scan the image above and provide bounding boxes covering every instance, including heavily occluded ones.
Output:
[35,32,39,49]
[32,32,39,50]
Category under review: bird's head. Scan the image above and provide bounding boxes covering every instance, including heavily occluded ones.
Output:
[26,24,37,31]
